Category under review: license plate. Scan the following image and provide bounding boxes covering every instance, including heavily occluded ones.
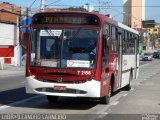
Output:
[53,86,66,91]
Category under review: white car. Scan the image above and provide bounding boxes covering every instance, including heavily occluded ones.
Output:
[142,53,153,61]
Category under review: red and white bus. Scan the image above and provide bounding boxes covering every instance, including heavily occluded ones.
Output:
[25,11,139,104]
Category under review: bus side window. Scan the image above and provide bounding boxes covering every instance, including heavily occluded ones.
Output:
[102,23,110,68]
[136,35,139,54]
[123,31,126,54]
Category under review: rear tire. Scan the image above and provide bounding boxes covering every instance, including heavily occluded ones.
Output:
[124,71,132,91]
[47,96,59,103]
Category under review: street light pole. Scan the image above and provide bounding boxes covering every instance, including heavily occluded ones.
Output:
[40,0,45,11]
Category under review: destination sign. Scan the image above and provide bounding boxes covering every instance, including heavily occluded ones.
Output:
[44,16,89,24]
[33,14,100,26]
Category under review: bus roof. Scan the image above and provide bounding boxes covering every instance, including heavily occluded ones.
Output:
[118,22,139,35]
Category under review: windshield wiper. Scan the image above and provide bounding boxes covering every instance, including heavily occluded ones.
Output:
[65,27,83,42]
[43,27,83,68]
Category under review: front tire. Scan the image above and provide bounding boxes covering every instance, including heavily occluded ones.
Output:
[100,84,112,104]
[47,96,59,103]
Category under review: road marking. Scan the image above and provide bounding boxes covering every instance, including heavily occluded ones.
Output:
[0,95,41,111]
[0,74,25,78]
[21,81,26,83]
[95,98,121,119]
[110,101,119,106]
[123,94,128,97]
[97,112,108,119]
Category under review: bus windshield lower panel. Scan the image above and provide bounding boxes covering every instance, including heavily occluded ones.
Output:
[30,28,99,69]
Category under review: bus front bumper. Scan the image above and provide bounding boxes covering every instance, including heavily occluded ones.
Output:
[25,76,101,98]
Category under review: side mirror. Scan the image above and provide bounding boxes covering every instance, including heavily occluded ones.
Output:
[19,31,28,50]
[107,37,110,46]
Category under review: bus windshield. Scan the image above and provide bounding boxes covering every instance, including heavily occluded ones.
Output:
[30,28,99,69]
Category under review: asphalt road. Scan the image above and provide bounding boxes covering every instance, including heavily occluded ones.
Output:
[0,75,35,106]
[0,60,160,120]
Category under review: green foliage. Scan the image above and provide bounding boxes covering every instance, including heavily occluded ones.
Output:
[65,7,87,12]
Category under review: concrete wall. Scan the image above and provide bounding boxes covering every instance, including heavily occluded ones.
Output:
[0,23,18,45]
[0,2,21,66]
[0,23,20,66]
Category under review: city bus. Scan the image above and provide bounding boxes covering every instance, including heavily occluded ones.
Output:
[25,11,139,104]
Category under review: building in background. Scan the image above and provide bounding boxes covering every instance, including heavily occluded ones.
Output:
[142,20,160,50]
[123,0,145,28]
[0,2,21,24]
[0,2,21,66]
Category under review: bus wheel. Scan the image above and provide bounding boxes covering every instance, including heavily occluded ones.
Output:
[100,84,111,104]
[46,96,59,103]
[124,72,132,91]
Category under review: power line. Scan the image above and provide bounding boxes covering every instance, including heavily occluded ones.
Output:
[39,4,160,8]
[97,0,111,14]
[29,0,37,8]
[96,5,160,8]
[87,0,97,4]
[45,0,61,7]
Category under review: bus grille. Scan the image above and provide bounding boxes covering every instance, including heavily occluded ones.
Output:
[35,87,87,94]
[36,78,91,84]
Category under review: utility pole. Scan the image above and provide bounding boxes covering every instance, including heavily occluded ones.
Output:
[98,0,100,13]
[26,7,29,33]
[40,0,45,11]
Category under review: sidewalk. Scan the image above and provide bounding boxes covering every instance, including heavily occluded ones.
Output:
[108,59,160,114]
[0,64,25,77]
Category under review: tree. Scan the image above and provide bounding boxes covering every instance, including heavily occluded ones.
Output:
[64,7,87,12]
